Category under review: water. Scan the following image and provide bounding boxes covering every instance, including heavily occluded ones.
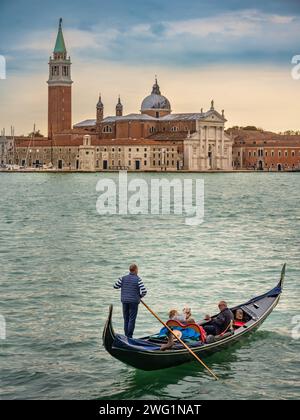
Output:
[0,172,299,400]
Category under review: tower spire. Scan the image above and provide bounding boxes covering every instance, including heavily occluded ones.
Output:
[97,93,103,109]
[54,18,67,58]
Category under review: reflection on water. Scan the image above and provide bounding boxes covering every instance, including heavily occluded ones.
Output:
[0,173,299,400]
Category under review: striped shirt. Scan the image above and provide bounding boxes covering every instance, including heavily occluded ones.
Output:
[114,273,147,303]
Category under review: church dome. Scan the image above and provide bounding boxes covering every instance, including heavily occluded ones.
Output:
[141,78,171,112]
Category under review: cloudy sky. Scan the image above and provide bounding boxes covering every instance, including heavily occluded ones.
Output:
[0,0,300,134]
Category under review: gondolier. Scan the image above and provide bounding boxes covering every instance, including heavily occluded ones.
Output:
[114,264,147,338]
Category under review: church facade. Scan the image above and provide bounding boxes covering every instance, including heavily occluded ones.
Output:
[10,19,233,172]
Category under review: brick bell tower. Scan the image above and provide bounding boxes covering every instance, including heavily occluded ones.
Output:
[47,19,72,137]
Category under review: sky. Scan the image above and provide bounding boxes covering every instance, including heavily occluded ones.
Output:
[0,0,300,135]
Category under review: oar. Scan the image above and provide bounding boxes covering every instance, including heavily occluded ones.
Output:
[141,300,219,380]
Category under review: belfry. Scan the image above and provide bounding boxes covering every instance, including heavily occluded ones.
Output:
[47,18,73,137]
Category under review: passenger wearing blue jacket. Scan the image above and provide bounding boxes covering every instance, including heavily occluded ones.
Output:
[114,264,147,338]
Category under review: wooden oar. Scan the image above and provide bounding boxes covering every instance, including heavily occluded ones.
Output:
[141,300,219,380]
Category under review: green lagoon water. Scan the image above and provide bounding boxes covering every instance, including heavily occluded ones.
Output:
[0,172,299,400]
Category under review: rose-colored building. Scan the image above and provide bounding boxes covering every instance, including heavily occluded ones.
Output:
[232,129,300,171]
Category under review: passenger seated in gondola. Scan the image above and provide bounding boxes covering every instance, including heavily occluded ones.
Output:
[183,306,196,324]
[168,309,186,323]
[233,308,245,328]
[203,301,234,336]
[159,308,205,351]
[168,307,195,324]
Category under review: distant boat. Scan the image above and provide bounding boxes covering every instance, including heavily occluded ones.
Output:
[103,264,286,371]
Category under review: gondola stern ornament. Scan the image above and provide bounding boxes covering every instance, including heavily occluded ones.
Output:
[279,263,286,289]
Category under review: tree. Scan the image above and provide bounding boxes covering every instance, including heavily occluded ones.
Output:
[28,129,44,138]
[243,126,258,131]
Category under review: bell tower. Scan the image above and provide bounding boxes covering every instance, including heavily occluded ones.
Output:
[116,96,123,116]
[47,18,72,137]
[96,94,104,133]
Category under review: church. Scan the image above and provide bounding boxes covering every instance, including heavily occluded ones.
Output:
[13,19,233,172]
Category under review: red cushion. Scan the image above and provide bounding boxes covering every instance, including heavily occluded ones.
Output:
[233,320,245,327]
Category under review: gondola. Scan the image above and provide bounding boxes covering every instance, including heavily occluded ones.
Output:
[102,264,286,371]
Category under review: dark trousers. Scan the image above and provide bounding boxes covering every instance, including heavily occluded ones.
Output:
[204,325,217,336]
[122,303,139,338]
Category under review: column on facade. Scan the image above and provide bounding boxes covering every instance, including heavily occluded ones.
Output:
[220,127,224,169]
[198,122,202,170]
[205,125,208,169]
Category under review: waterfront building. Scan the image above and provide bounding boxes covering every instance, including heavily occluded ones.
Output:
[74,74,233,171]
[0,133,15,165]
[232,129,300,171]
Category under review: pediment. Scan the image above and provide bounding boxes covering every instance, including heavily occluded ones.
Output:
[203,110,226,123]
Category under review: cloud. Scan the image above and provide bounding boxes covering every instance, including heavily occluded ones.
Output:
[9,8,300,69]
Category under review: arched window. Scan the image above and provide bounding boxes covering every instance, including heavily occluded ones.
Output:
[149,126,155,133]
[171,126,179,132]
[102,125,113,133]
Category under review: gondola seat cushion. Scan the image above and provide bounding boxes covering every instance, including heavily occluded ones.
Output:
[233,321,245,328]
[162,320,207,342]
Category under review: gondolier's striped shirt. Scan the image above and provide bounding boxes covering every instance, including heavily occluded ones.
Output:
[114,273,147,303]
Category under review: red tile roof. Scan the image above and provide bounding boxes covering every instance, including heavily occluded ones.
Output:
[230,129,300,147]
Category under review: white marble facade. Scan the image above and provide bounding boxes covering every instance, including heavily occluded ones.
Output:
[183,108,233,171]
